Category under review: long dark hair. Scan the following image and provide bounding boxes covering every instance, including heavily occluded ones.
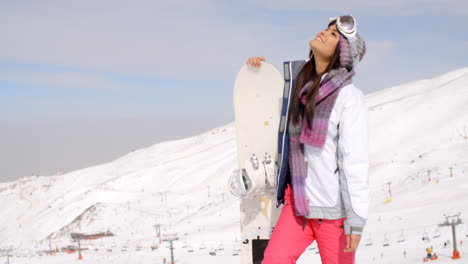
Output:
[289,20,342,129]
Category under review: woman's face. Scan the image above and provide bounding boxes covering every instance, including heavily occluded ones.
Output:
[309,24,340,61]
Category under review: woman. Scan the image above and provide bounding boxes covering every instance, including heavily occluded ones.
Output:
[247,15,369,264]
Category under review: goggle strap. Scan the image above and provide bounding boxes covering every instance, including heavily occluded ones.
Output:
[347,36,359,67]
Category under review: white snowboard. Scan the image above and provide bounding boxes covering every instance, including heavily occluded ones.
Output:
[233,62,284,264]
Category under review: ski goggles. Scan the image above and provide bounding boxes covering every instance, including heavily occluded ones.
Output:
[328,15,357,39]
[329,15,360,67]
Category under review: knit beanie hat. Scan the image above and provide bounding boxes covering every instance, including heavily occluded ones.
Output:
[338,32,366,71]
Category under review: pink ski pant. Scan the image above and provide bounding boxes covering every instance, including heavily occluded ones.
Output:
[262,184,355,264]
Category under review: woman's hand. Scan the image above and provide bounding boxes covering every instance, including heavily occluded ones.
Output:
[246,56,265,68]
[344,234,361,252]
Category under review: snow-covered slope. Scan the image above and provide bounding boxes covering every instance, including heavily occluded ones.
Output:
[361,68,468,263]
[1,68,468,264]
[0,125,239,251]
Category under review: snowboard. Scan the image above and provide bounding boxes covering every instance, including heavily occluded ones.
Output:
[423,253,438,262]
[233,62,284,264]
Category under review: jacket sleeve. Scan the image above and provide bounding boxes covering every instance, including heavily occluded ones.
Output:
[337,87,370,235]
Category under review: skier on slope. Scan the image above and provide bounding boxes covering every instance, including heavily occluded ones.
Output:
[426,247,433,259]
[247,15,368,264]
[424,245,439,261]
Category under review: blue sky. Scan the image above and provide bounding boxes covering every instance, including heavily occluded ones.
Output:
[1,0,468,181]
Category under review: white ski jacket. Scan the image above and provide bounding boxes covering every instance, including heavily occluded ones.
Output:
[276,60,370,235]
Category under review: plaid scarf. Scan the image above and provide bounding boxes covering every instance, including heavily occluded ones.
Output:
[288,67,355,216]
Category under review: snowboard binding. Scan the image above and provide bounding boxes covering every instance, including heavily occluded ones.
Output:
[229,153,277,199]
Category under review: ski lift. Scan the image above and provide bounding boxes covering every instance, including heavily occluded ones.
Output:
[217,243,224,250]
[365,234,373,246]
[397,230,406,243]
[382,233,390,247]
[107,242,114,252]
[209,248,217,256]
[181,240,188,248]
[187,245,194,253]
[135,244,142,251]
[232,244,240,256]
[422,229,431,243]
[432,227,441,238]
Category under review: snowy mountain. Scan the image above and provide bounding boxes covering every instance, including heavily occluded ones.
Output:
[1,68,468,264]
[0,125,239,248]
